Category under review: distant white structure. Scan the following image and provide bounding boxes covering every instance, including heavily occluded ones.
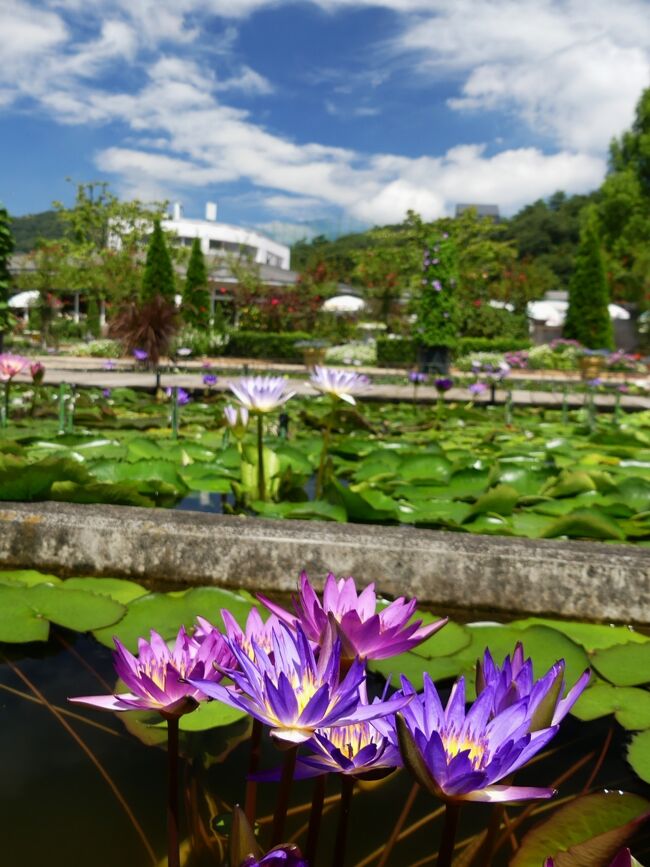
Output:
[163,202,291,270]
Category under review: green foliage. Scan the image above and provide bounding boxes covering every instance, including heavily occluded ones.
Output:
[9,210,66,252]
[85,297,101,338]
[564,220,614,349]
[0,203,15,351]
[223,330,314,362]
[183,238,210,328]
[458,302,529,340]
[376,335,530,366]
[141,219,176,303]
[414,232,461,348]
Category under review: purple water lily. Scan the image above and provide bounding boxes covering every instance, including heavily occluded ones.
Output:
[408,371,428,385]
[165,386,190,405]
[393,673,558,804]
[310,366,370,405]
[240,845,308,866]
[133,348,148,362]
[194,608,282,660]
[229,375,295,413]
[70,627,231,719]
[297,720,401,780]
[203,373,218,387]
[258,572,447,662]
[476,643,590,728]
[190,622,407,746]
[435,377,453,393]
[469,381,488,396]
[30,361,45,384]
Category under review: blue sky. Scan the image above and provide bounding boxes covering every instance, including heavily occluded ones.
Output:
[1,0,649,241]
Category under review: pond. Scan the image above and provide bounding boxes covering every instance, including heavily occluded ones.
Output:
[1,569,650,866]
[1,386,650,545]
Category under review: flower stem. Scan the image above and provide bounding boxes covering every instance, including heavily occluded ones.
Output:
[474,804,504,865]
[271,745,298,846]
[315,407,334,499]
[305,774,327,865]
[436,802,460,867]
[376,782,419,867]
[257,413,266,501]
[245,719,263,824]
[3,380,10,426]
[167,716,181,867]
[331,775,354,867]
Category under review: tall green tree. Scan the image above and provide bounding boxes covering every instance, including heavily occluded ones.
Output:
[563,218,614,349]
[0,205,14,353]
[182,238,210,327]
[597,88,650,305]
[141,220,176,303]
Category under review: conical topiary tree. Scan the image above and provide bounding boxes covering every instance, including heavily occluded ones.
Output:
[563,221,614,350]
[414,232,461,373]
[0,205,14,354]
[183,238,210,328]
[141,220,176,303]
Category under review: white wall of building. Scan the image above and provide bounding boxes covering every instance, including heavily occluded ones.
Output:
[162,203,291,270]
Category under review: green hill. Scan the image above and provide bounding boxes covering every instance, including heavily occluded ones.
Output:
[9,210,66,252]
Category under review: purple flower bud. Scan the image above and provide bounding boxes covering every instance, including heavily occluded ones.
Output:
[202,374,218,387]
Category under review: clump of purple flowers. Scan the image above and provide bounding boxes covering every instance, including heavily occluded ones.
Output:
[435,377,453,393]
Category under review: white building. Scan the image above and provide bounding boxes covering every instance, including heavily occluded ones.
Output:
[164,202,291,270]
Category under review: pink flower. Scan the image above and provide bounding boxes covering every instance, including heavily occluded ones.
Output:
[258,572,447,662]
[0,353,29,381]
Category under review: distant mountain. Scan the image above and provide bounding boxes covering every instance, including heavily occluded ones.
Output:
[9,210,66,252]
[257,216,368,246]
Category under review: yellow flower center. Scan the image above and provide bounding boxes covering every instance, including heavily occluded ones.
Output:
[442,731,488,769]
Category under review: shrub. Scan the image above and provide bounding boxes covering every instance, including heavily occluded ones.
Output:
[222,331,314,362]
[325,341,377,366]
[376,335,530,367]
[171,327,228,358]
[73,339,122,358]
[564,222,614,349]
[415,233,460,348]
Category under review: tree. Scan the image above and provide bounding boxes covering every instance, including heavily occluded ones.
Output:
[0,205,14,353]
[182,238,210,328]
[563,217,614,349]
[141,220,176,303]
[597,88,650,305]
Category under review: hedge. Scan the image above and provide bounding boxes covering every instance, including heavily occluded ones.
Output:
[376,336,531,367]
[222,331,314,363]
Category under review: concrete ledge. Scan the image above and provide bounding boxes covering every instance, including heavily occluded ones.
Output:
[0,501,648,624]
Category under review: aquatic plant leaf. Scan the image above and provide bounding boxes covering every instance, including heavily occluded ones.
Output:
[543,471,597,498]
[0,569,62,587]
[628,730,650,783]
[181,475,232,493]
[0,589,51,642]
[0,456,90,500]
[63,577,149,604]
[0,584,125,640]
[510,617,649,651]
[511,792,650,867]
[541,509,626,541]
[160,700,247,731]
[464,513,516,535]
[93,586,255,652]
[465,484,520,519]
[489,465,550,496]
[398,453,452,484]
[572,682,650,730]
[591,643,650,686]
[50,481,157,508]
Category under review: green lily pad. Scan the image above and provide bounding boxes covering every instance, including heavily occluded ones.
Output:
[0,569,62,587]
[591,642,650,686]
[465,484,519,519]
[63,577,149,604]
[511,791,650,867]
[411,619,472,659]
[0,584,125,642]
[628,729,650,783]
[543,471,597,498]
[93,586,255,652]
[573,682,650,730]
[398,454,452,484]
[541,509,626,541]
[510,617,649,651]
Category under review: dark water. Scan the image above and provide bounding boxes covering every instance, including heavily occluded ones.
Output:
[2,635,649,867]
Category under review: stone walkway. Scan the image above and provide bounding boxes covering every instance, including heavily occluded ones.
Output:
[11,353,650,410]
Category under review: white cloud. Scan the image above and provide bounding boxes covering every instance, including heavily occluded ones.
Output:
[0,1,68,64]
[394,0,650,153]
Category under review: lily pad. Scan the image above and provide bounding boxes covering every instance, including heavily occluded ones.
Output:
[63,577,149,604]
[0,584,125,642]
[0,569,62,587]
[591,643,650,686]
[509,617,649,651]
[465,484,519,519]
[511,791,650,867]
[541,509,626,541]
[628,729,650,783]
[573,682,650,730]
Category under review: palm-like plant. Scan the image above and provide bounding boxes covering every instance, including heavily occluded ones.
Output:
[109,295,179,389]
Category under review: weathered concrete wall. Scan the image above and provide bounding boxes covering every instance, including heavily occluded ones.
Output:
[0,501,648,624]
